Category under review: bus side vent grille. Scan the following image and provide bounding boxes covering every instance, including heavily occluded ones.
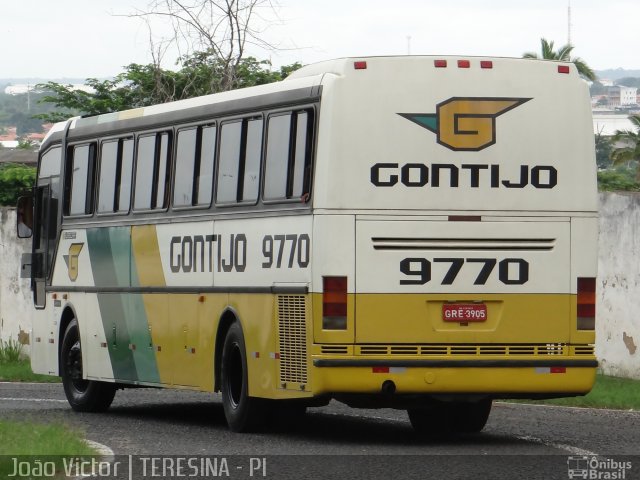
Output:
[421,346,448,355]
[357,344,576,357]
[360,346,389,355]
[479,346,507,355]
[572,345,595,355]
[508,346,535,355]
[450,346,478,355]
[321,345,348,354]
[390,346,419,355]
[278,295,308,385]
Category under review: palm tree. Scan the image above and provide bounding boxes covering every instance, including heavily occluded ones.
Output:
[523,38,596,81]
[611,115,640,180]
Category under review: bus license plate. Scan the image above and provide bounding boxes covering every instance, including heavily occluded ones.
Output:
[442,304,487,322]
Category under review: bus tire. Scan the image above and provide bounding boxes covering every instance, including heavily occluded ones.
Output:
[61,319,116,412]
[449,399,492,433]
[407,404,450,436]
[220,322,267,432]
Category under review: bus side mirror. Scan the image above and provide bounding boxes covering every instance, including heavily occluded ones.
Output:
[17,195,33,239]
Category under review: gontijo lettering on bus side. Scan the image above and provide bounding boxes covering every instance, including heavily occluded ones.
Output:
[167,233,311,273]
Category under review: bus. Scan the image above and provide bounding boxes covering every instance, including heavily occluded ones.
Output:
[18,56,598,434]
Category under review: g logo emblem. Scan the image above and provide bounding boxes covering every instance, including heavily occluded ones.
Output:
[64,243,84,281]
[399,97,531,151]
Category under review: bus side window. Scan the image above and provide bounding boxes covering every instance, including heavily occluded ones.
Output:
[264,113,291,200]
[292,111,313,200]
[119,139,134,212]
[174,127,198,207]
[242,118,262,202]
[216,117,263,205]
[134,132,172,211]
[174,125,216,208]
[198,126,216,206]
[64,143,97,216]
[98,140,118,213]
[217,121,242,204]
[39,146,62,179]
[264,109,313,202]
[98,139,134,214]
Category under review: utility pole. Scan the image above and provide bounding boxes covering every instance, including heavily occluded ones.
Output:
[567,0,572,46]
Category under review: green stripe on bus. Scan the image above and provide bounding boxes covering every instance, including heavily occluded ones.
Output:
[87,227,160,383]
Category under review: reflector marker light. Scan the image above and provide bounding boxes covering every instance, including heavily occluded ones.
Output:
[323,276,348,330]
[535,367,567,374]
[252,352,260,359]
[372,367,407,374]
[558,65,570,74]
[354,61,367,70]
[434,59,447,68]
[577,277,596,330]
[480,61,493,69]
[458,60,470,68]
[270,352,280,360]
[448,215,481,222]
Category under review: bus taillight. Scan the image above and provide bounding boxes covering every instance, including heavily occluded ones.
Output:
[577,277,596,330]
[323,276,347,330]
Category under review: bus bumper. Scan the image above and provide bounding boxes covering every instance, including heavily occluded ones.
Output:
[310,357,597,398]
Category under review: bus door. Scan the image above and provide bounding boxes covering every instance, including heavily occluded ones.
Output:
[30,182,59,308]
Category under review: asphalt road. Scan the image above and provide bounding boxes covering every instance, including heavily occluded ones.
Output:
[2,382,639,479]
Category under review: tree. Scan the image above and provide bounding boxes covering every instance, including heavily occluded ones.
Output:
[126,0,284,93]
[523,38,596,81]
[595,130,612,169]
[0,163,36,206]
[11,112,46,136]
[35,55,302,123]
[611,114,640,180]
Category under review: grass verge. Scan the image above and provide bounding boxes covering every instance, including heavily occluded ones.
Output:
[0,359,60,382]
[0,420,97,478]
[510,374,640,410]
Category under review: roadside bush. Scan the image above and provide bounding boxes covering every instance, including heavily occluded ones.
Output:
[0,163,36,206]
[0,338,22,364]
[597,168,640,192]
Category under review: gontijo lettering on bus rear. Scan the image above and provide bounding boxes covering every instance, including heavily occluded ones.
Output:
[371,96,558,190]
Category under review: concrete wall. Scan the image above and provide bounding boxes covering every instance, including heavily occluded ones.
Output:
[0,196,639,378]
[597,193,640,379]
[0,207,33,354]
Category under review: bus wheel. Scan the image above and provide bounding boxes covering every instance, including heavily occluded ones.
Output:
[407,404,450,436]
[61,319,116,412]
[220,322,267,432]
[449,399,492,433]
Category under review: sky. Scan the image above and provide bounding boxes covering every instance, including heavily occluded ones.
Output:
[2,0,638,79]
